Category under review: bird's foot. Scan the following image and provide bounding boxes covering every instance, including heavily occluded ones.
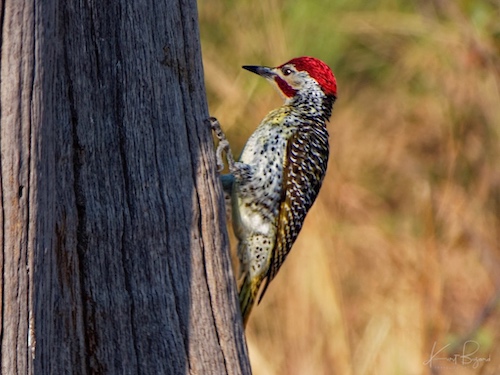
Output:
[207,117,236,172]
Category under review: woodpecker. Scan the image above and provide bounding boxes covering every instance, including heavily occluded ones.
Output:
[210,56,337,327]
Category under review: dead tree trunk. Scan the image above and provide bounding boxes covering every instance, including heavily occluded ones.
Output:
[0,1,251,374]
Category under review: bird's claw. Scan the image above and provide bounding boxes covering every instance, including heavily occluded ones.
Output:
[207,117,224,138]
[208,116,235,172]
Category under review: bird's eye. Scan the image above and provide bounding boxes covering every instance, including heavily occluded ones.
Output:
[282,67,293,76]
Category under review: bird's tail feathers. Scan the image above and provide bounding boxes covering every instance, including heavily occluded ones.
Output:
[238,274,263,328]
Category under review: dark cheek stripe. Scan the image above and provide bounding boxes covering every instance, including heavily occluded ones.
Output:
[274,77,297,97]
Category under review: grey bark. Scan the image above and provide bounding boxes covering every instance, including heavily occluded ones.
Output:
[0,1,251,374]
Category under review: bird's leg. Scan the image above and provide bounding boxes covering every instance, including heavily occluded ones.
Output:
[207,117,236,221]
[208,117,252,182]
[207,117,235,172]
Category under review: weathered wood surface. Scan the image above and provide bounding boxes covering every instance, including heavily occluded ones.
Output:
[0,1,251,374]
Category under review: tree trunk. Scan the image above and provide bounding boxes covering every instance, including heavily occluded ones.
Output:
[0,1,250,374]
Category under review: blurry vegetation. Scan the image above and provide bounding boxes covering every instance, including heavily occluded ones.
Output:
[199,0,500,374]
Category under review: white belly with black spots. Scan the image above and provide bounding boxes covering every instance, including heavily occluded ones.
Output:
[234,124,289,235]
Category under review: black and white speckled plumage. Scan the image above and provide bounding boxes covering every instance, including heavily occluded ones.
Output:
[211,57,337,326]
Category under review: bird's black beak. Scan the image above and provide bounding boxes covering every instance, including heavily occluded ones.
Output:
[242,65,276,78]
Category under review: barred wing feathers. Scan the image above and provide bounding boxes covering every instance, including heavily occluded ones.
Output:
[258,125,329,302]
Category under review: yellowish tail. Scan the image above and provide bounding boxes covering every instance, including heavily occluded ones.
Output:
[239,274,263,328]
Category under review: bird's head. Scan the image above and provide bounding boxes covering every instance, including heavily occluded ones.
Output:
[242,56,337,100]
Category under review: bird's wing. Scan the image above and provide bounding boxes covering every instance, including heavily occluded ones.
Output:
[258,126,329,302]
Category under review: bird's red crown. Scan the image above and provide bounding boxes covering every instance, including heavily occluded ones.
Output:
[280,56,337,97]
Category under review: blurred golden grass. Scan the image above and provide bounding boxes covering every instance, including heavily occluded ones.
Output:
[199,1,500,374]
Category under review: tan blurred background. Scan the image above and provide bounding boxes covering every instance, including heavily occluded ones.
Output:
[199,1,500,374]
